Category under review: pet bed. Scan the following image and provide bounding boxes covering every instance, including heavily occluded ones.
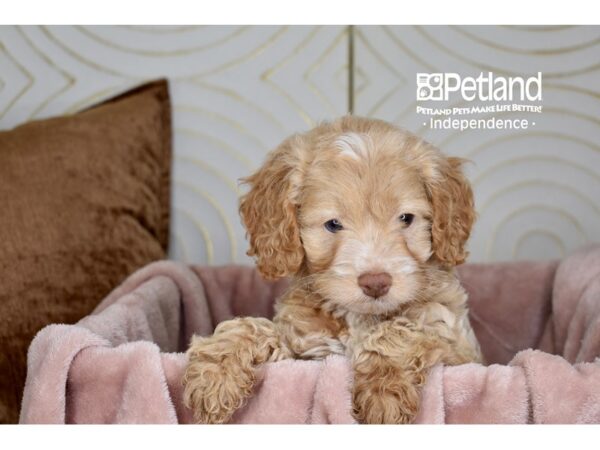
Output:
[20,245,600,423]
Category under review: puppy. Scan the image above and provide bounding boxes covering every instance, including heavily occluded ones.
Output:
[183,116,482,424]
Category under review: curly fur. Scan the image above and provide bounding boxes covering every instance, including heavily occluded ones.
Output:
[238,136,307,279]
[183,116,482,424]
[428,156,476,267]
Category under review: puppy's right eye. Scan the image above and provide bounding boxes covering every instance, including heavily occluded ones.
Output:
[399,213,415,226]
[324,219,343,233]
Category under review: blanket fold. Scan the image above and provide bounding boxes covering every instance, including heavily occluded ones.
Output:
[20,246,600,424]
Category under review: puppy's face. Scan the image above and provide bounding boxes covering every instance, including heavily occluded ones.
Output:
[299,133,433,314]
[240,117,474,315]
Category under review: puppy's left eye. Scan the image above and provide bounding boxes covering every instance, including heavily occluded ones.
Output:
[399,213,414,226]
[324,219,343,233]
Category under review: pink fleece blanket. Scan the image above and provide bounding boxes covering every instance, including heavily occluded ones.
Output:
[20,245,600,424]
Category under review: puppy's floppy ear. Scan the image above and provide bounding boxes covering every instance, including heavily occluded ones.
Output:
[426,156,475,267]
[239,135,307,280]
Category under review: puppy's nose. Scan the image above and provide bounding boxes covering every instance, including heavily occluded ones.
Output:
[357,272,392,298]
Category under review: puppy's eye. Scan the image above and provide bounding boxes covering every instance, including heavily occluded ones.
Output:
[324,219,343,233]
[399,213,414,226]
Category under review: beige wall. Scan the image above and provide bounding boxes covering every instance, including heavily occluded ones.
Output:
[1,25,598,264]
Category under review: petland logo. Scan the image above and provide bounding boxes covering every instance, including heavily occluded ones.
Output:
[416,72,543,102]
[416,72,544,131]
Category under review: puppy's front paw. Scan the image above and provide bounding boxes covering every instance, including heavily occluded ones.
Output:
[352,385,417,424]
[352,368,422,424]
[182,337,256,424]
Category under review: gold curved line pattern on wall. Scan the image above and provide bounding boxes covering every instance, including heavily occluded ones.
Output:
[362,27,508,126]
[478,179,600,216]
[353,66,369,96]
[175,105,267,151]
[175,154,240,195]
[466,131,600,160]
[190,79,287,132]
[261,27,321,127]
[41,25,288,81]
[486,204,587,260]
[190,26,289,79]
[472,155,600,187]
[542,107,600,127]
[404,25,501,77]
[500,25,575,32]
[512,229,566,259]
[175,205,214,264]
[177,127,253,170]
[40,26,138,79]
[17,26,74,81]
[75,25,251,57]
[380,26,436,73]
[451,26,600,55]
[2,25,597,265]
[262,27,319,79]
[120,25,202,34]
[414,26,600,79]
[176,180,238,262]
[260,80,314,127]
[354,29,406,81]
[544,82,600,101]
[367,82,405,117]
[355,27,412,117]
[29,82,74,121]
[15,26,77,120]
[62,86,125,114]
[334,65,348,91]
[0,41,33,119]
[304,27,348,116]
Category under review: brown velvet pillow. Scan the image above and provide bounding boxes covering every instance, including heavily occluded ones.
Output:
[0,80,172,423]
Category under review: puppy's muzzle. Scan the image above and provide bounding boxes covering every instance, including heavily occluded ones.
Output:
[357,272,392,298]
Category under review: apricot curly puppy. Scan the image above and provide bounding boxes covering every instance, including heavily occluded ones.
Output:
[183,116,482,424]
